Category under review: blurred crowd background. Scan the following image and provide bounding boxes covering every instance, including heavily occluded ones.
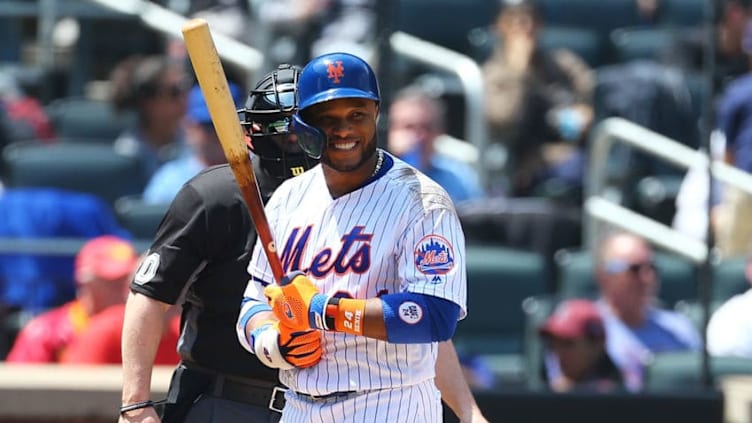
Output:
[1,0,752,417]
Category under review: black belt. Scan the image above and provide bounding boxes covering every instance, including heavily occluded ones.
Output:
[294,390,359,403]
[208,375,287,413]
[181,363,287,413]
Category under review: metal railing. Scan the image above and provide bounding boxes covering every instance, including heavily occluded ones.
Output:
[585,117,752,263]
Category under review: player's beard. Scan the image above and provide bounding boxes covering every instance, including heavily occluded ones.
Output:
[320,135,378,173]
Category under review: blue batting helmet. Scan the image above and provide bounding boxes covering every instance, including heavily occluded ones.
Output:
[292,52,380,159]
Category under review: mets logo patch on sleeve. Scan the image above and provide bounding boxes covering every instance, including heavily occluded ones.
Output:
[414,234,455,276]
[399,301,423,324]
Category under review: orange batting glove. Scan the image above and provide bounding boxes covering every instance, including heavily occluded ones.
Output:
[264,271,328,332]
[250,320,322,369]
[264,271,367,336]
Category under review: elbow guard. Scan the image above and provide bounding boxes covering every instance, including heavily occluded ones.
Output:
[382,292,459,344]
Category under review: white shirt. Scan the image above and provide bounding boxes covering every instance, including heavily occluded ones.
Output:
[707,289,752,358]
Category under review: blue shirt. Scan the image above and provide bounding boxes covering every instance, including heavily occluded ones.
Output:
[596,300,701,391]
[400,149,484,203]
[632,318,692,353]
[113,127,188,184]
[143,155,206,204]
[717,73,752,172]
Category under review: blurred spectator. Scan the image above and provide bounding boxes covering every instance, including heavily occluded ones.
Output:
[711,27,752,256]
[594,231,701,391]
[6,236,137,363]
[142,83,243,204]
[482,0,594,197]
[60,302,180,365]
[706,246,752,358]
[387,87,484,203]
[714,0,752,90]
[0,69,55,147]
[110,55,190,185]
[716,56,752,174]
[674,14,752,257]
[540,299,625,393]
[666,0,751,92]
[595,59,698,226]
[635,0,659,22]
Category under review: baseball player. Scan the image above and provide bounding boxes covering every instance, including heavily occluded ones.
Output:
[237,52,468,422]
[119,64,321,423]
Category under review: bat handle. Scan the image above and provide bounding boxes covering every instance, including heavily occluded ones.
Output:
[269,254,285,284]
[278,270,305,287]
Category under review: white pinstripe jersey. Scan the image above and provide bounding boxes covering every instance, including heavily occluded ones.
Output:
[243,151,467,396]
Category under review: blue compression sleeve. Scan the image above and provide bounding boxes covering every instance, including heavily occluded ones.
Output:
[381,292,459,343]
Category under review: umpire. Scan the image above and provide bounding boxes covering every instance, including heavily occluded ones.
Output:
[119,64,318,423]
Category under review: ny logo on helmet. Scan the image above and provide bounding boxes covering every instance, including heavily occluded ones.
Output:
[327,61,345,84]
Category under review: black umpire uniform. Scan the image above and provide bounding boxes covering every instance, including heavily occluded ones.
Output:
[131,163,283,422]
[127,64,316,423]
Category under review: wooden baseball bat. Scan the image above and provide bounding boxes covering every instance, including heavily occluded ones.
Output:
[181,18,284,283]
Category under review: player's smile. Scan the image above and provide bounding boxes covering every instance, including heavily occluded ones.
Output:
[329,140,358,150]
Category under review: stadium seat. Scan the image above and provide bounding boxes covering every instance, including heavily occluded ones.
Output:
[457,197,582,293]
[535,0,642,34]
[453,245,548,387]
[659,0,706,26]
[2,141,146,206]
[712,257,748,302]
[394,0,498,54]
[454,245,548,356]
[467,25,605,68]
[644,351,752,391]
[114,195,169,242]
[539,26,605,68]
[45,97,135,141]
[674,299,724,334]
[556,249,698,307]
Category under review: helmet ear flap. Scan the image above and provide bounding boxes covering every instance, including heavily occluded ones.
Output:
[292,114,324,159]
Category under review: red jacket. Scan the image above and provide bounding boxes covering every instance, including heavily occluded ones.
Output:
[6,300,89,363]
[60,303,181,365]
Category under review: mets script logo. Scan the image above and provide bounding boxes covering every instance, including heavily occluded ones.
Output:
[327,61,345,83]
[414,235,454,276]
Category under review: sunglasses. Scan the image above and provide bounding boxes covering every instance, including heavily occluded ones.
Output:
[603,259,656,275]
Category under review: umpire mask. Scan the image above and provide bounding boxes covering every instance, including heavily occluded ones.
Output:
[239,64,318,184]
